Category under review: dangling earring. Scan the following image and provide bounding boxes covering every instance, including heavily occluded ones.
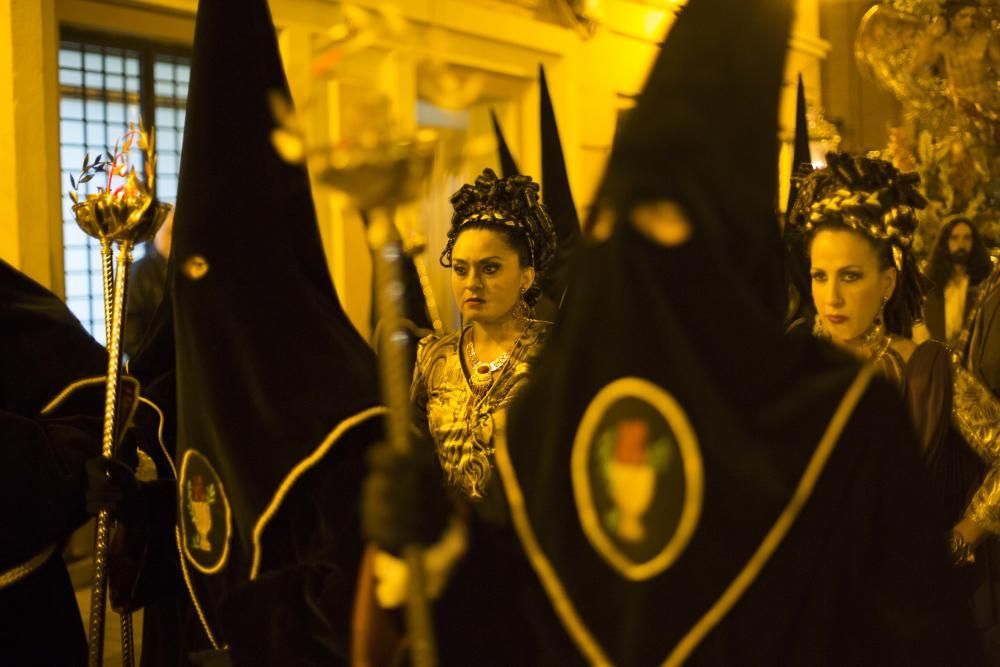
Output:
[878,295,888,324]
[812,313,830,341]
[859,295,890,347]
[514,287,531,323]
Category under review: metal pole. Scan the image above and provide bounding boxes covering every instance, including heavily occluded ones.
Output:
[100,238,137,667]
[116,241,135,667]
[410,252,444,335]
[368,209,438,667]
[120,612,135,667]
[87,239,134,667]
[100,239,114,345]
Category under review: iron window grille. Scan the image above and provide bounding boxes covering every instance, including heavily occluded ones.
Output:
[57,29,190,343]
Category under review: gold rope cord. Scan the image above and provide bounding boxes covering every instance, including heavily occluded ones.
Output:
[174,525,223,650]
[40,376,107,415]
[0,545,57,589]
[137,396,177,479]
[250,406,388,580]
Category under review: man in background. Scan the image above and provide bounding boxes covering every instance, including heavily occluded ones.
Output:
[923,216,993,344]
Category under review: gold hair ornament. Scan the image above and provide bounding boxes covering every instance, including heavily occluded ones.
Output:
[459,210,538,269]
[800,189,915,271]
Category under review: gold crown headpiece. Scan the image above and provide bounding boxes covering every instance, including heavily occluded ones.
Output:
[799,189,917,270]
[459,209,537,268]
[790,152,925,272]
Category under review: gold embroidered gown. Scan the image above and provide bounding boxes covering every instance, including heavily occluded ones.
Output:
[891,340,1000,648]
[411,319,549,502]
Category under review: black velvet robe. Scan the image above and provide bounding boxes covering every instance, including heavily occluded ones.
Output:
[0,259,107,666]
[494,226,982,666]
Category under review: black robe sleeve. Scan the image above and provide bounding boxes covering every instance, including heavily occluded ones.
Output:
[0,409,101,667]
[0,409,101,566]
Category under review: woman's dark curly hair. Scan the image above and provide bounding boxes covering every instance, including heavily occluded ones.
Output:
[787,152,930,338]
[925,216,993,294]
[441,168,557,307]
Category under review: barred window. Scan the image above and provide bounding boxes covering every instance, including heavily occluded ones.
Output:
[58,32,190,343]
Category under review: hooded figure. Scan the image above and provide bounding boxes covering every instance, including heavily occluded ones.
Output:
[786,74,812,218]
[539,64,581,308]
[495,0,979,663]
[490,109,521,182]
[165,0,384,662]
[0,259,107,666]
[783,74,817,331]
[490,70,581,318]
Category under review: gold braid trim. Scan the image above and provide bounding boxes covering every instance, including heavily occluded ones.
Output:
[250,405,388,580]
[951,354,1000,461]
[966,469,1000,536]
[803,189,914,240]
[459,210,537,268]
[801,190,914,271]
[138,396,176,479]
[175,525,224,650]
[460,210,511,226]
[0,545,56,589]
[664,364,874,665]
[39,376,106,415]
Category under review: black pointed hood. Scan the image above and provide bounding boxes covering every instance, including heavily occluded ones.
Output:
[490,109,521,178]
[495,2,874,663]
[786,74,811,216]
[169,0,382,643]
[539,65,581,305]
[782,74,815,326]
[597,0,791,320]
[539,65,579,235]
[792,75,811,171]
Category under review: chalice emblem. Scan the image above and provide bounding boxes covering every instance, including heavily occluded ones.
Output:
[602,418,670,544]
[605,419,662,543]
[186,475,217,552]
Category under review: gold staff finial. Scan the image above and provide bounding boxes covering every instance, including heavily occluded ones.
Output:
[69,120,172,667]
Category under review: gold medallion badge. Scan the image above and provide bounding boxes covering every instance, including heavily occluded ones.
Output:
[572,378,703,581]
[179,449,232,575]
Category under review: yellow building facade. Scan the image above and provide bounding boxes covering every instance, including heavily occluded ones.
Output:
[0,0,827,337]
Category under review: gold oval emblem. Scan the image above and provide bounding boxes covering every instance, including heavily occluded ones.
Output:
[179,449,232,575]
[572,377,703,581]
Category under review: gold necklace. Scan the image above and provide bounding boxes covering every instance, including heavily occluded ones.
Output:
[467,338,511,389]
[857,318,909,386]
[815,314,905,383]
[850,317,903,382]
[857,317,890,361]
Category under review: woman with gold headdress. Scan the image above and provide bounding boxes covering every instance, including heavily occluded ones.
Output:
[788,151,1000,653]
[353,167,557,665]
[412,167,557,507]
